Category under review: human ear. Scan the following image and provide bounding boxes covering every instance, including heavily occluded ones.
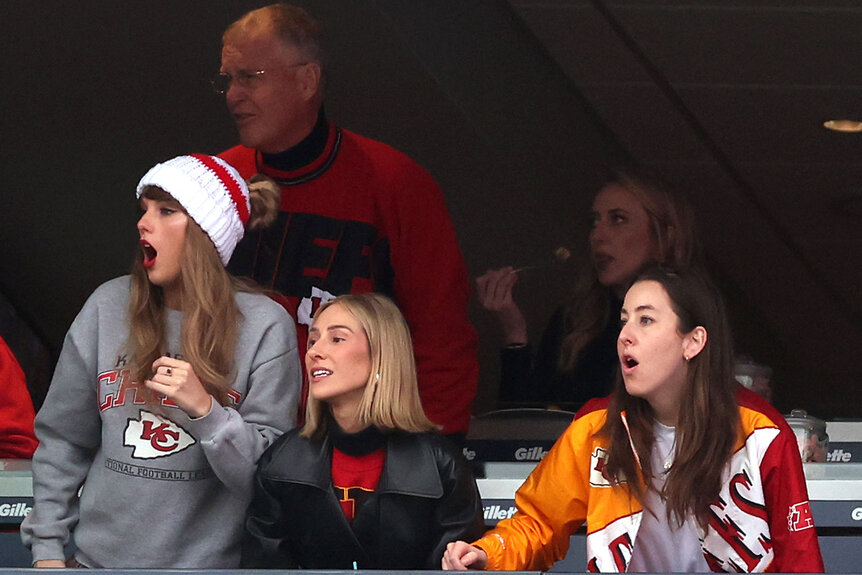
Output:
[682,326,707,361]
[299,62,322,100]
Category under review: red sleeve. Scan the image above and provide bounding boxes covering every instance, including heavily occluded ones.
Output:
[759,417,824,572]
[380,156,478,435]
[575,395,611,419]
[0,335,38,458]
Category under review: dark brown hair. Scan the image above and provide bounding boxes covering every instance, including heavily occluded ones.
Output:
[600,265,740,527]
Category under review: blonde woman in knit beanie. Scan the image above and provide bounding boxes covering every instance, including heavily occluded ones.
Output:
[21,154,302,569]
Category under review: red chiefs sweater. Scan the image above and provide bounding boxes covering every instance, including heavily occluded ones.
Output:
[221,124,478,434]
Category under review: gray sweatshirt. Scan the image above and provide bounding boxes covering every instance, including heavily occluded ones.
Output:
[21,276,301,568]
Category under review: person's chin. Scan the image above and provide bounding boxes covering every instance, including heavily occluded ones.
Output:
[597,272,621,290]
[237,131,261,150]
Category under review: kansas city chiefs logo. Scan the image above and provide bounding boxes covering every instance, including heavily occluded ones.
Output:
[590,447,613,487]
[124,410,195,459]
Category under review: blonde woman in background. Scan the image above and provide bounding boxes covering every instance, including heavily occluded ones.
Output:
[477,167,700,408]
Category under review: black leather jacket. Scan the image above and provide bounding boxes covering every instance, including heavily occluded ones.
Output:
[241,428,486,570]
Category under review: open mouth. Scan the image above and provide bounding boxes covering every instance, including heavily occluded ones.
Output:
[593,253,613,271]
[310,368,332,379]
[621,354,639,370]
[140,240,157,268]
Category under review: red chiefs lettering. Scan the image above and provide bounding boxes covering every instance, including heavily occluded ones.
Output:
[728,468,769,522]
[99,369,145,411]
[705,462,773,572]
[608,533,633,572]
[99,368,243,413]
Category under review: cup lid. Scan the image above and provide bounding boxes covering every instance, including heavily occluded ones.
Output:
[784,409,827,433]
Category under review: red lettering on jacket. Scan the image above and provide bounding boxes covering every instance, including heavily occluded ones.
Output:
[704,548,724,571]
[729,468,768,522]
[708,493,764,572]
[608,533,633,572]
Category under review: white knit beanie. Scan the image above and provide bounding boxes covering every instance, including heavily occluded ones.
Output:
[136,154,250,265]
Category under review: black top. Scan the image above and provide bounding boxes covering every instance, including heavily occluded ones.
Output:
[499,298,621,409]
[329,422,386,457]
[261,108,329,170]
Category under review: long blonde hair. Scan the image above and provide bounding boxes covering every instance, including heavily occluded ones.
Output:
[128,178,279,406]
[301,293,437,438]
[558,167,700,373]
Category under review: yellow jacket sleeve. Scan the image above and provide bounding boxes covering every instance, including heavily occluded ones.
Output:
[472,410,605,571]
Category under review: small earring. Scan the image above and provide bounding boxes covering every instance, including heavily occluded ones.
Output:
[375,373,380,381]
[684,355,690,362]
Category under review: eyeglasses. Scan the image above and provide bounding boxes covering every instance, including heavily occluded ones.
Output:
[210,62,310,95]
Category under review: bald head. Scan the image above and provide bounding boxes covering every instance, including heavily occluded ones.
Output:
[219,3,325,153]
[224,3,325,74]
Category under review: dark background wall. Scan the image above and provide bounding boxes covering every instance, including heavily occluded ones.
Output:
[1,1,853,418]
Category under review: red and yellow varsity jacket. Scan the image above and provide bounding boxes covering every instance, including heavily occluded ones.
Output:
[473,387,824,573]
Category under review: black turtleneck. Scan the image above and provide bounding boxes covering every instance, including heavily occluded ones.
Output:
[329,421,387,457]
[261,108,330,171]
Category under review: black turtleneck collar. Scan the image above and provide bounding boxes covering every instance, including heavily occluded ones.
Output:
[261,107,329,172]
[329,421,387,457]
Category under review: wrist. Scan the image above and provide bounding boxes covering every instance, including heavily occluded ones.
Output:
[188,396,215,419]
[34,559,66,568]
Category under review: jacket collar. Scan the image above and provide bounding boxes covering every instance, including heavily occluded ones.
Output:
[377,432,443,498]
[276,430,444,499]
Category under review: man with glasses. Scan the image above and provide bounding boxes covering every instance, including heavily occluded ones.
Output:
[215,3,478,442]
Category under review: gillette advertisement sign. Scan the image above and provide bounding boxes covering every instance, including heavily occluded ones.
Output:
[826,442,862,463]
[0,498,33,525]
[463,440,554,463]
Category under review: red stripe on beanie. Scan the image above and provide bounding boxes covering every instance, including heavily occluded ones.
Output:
[189,153,250,224]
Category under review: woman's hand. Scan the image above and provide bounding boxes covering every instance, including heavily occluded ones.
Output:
[442,541,488,570]
[33,560,66,568]
[145,357,213,418]
[475,267,528,345]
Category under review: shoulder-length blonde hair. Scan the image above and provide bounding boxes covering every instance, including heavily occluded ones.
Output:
[301,293,437,438]
[558,166,701,373]
[128,179,279,406]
